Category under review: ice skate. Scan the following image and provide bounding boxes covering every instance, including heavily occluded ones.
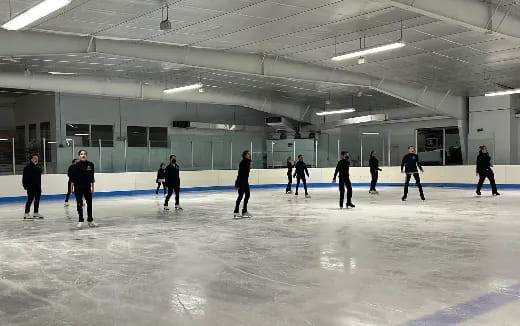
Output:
[493,192,501,196]
[175,205,183,210]
[76,222,84,228]
[233,212,242,219]
[420,195,426,201]
[305,194,311,198]
[23,213,33,220]
[163,206,169,211]
[346,202,355,208]
[242,212,253,218]
[64,202,69,207]
[88,221,98,227]
[402,196,407,201]
[476,190,481,196]
[33,213,44,219]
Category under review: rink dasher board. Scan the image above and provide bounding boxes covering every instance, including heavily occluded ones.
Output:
[0,182,515,204]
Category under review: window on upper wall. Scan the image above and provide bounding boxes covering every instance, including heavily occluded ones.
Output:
[127,126,147,147]
[28,124,37,142]
[66,123,90,147]
[91,124,114,147]
[15,126,25,149]
[149,127,168,148]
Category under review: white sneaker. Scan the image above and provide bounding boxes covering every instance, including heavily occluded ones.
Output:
[175,205,183,210]
[64,202,69,207]
[77,222,84,228]
[233,213,241,219]
[242,212,253,218]
[164,206,169,211]
[23,213,33,220]
[305,194,311,198]
[88,221,98,227]
[33,213,44,219]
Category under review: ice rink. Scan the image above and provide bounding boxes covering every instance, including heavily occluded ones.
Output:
[1,186,520,326]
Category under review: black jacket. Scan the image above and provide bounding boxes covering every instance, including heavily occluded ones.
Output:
[334,158,350,180]
[235,159,251,187]
[294,161,309,178]
[22,162,42,190]
[369,157,381,173]
[287,161,293,176]
[401,153,422,174]
[70,160,95,187]
[67,164,74,179]
[156,168,166,180]
[165,163,180,186]
[476,151,492,173]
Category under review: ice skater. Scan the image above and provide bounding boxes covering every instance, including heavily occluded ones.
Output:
[369,151,383,194]
[285,156,293,194]
[234,150,253,218]
[64,159,78,207]
[476,145,500,196]
[156,163,167,195]
[294,154,311,198]
[164,155,182,211]
[71,150,97,228]
[401,145,425,201]
[22,154,44,219]
[333,151,355,209]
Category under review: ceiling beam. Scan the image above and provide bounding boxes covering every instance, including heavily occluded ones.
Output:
[0,29,467,120]
[0,73,307,121]
[388,0,520,40]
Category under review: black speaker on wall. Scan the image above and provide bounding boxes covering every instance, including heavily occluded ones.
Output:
[172,121,191,128]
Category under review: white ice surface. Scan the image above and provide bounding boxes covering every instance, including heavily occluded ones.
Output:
[0,187,519,326]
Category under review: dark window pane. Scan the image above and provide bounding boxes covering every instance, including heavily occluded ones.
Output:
[149,127,167,148]
[91,125,114,147]
[127,126,147,147]
[66,123,90,147]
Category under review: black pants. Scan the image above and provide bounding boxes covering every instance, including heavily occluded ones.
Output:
[234,183,250,213]
[295,176,308,195]
[25,188,41,214]
[65,180,72,202]
[338,178,352,207]
[165,184,180,206]
[156,182,166,195]
[370,171,378,191]
[286,174,292,192]
[403,173,424,198]
[75,185,93,222]
[477,169,498,194]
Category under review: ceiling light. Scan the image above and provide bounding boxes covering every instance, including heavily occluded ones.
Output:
[74,133,89,136]
[164,83,203,93]
[0,138,9,141]
[48,72,77,75]
[1,0,72,30]
[47,141,57,144]
[485,88,520,97]
[331,42,405,61]
[316,108,356,116]
[43,59,53,62]
[343,114,387,125]
[362,132,380,135]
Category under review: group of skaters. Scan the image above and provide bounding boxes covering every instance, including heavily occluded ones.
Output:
[21,144,500,224]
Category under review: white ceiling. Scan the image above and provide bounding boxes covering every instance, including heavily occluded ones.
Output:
[1,0,520,111]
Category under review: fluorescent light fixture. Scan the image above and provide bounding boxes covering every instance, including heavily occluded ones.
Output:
[485,88,520,97]
[66,138,73,141]
[1,0,72,30]
[47,141,57,144]
[331,42,405,61]
[316,108,356,116]
[0,138,9,141]
[74,133,89,136]
[362,132,380,135]
[164,83,203,93]
[48,72,77,75]
[343,114,387,125]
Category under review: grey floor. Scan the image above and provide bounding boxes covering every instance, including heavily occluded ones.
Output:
[0,187,519,326]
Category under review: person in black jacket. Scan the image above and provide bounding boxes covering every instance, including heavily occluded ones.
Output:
[156,163,167,195]
[293,154,310,198]
[333,151,355,209]
[64,159,78,207]
[164,155,182,211]
[285,156,293,194]
[401,145,425,201]
[234,150,252,218]
[70,149,97,228]
[476,145,499,196]
[22,154,44,219]
[369,151,383,194]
